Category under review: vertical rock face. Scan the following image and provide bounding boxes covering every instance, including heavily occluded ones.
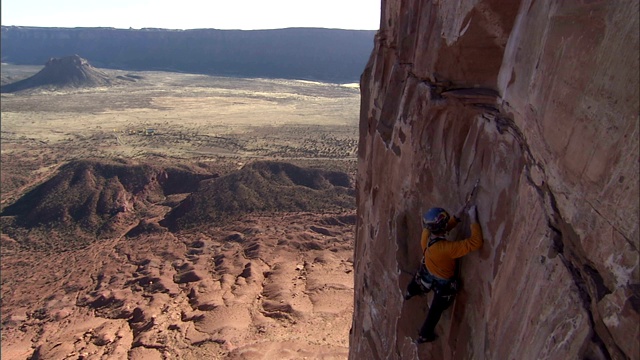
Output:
[350,1,638,359]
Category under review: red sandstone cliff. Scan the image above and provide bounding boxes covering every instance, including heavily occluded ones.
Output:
[350,1,638,359]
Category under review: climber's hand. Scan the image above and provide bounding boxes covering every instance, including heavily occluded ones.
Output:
[467,205,477,222]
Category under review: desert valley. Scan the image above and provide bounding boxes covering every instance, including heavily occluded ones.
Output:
[1,61,359,359]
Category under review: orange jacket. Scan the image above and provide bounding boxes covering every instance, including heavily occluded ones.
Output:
[420,217,483,280]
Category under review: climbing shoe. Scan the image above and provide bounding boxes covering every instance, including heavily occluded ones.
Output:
[416,333,438,344]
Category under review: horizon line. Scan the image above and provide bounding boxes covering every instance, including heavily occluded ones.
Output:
[1,24,380,32]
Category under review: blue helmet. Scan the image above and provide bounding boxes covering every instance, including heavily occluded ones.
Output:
[422,207,450,233]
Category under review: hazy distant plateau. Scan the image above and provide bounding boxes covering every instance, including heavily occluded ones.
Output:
[0,26,376,83]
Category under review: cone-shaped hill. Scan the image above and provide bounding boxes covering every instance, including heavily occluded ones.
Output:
[160,161,355,231]
[1,54,113,93]
[0,159,216,249]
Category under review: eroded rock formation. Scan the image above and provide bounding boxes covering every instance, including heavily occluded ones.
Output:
[1,55,113,92]
[0,159,357,359]
[351,1,638,359]
[0,159,216,249]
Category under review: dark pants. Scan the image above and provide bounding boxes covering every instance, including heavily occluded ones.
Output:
[406,267,457,338]
[419,287,456,338]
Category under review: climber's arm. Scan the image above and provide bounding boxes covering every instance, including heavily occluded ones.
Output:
[445,216,459,232]
[442,223,483,259]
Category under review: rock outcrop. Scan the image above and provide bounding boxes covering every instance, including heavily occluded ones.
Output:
[0,159,216,249]
[351,1,638,359]
[0,55,112,92]
[161,161,355,231]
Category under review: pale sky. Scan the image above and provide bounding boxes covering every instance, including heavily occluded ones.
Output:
[1,0,381,30]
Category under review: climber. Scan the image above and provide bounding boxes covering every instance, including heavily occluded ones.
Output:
[404,205,483,343]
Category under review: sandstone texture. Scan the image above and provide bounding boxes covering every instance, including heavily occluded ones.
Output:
[1,212,355,360]
[350,1,638,359]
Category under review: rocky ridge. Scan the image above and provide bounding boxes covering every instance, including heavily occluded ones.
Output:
[162,161,355,231]
[0,158,216,250]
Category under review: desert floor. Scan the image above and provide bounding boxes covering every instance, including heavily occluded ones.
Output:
[1,65,360,202]
[1,64,360,359]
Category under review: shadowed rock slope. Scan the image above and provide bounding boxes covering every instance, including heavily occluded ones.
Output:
[162,161,355,231]
[0,158,216,249]
[350,1,638,360]
[1,55,113,92]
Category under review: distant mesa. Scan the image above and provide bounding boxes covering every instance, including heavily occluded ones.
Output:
[1,27,376,82]
[0,54,112,93]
